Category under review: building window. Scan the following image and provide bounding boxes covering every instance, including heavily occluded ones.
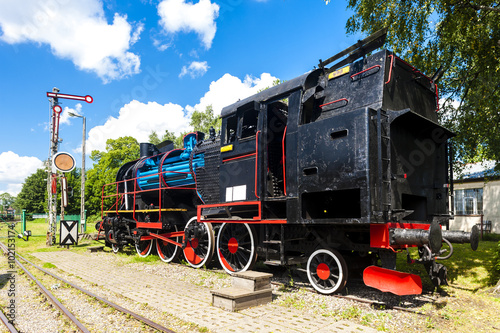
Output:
[454,188,483,215]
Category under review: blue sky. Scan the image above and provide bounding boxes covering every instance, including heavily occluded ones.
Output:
[0,0,363,195]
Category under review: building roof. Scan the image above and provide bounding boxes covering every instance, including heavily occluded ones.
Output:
[456,161,499,181]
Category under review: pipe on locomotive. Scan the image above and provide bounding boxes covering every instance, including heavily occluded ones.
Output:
[389,221,442,253]
[389,222,479,253]
[442,225,479,251]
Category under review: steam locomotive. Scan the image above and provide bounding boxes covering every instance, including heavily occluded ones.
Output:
[97,30,479,295]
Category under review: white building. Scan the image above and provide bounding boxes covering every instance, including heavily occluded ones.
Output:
[449,162,499,234]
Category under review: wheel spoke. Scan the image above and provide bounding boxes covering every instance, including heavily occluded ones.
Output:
[136,239,153,258]
[238,246,252,253]
[157,227,180,263]
[307,248,347,295]
[217,223,256,274]
[183,218,214,268]
[235,250,249,266]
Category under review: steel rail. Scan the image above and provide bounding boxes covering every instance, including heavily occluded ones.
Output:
[0,308,18,333]
[0,243,90,333]
[11,250,176,333]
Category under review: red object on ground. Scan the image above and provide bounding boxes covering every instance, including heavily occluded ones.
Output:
[363,266,422,296]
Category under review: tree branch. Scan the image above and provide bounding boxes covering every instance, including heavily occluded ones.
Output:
[470,4,500,13]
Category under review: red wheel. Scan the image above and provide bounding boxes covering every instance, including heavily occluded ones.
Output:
[156,226,180,263]
[111,243,121,254]
[217,223,257,274]
[183,217,214,268]
[135,238,154,258]
[307,248,348,294]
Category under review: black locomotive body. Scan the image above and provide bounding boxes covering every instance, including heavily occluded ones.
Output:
[98,39,478,295]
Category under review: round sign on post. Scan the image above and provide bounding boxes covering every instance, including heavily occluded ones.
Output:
[53,105,62,113]
[53,152,76,172]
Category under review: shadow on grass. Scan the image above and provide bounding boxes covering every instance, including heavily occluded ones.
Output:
[441,240,497,288]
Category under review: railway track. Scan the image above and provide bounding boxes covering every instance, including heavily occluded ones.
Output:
[0,242,176,333]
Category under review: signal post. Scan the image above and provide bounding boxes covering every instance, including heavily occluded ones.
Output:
[45,89,93,246]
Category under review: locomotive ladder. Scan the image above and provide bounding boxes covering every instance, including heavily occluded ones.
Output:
[263,224,285,265]
[377,109,392,221]
[263,225,305,266]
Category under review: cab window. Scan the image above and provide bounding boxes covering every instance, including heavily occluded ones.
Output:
[241,109,259,139]
[225,116,237,144]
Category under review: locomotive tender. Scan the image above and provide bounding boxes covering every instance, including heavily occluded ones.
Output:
[98,31,479,295]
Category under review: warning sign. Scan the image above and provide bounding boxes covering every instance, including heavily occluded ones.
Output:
[60,220,78,246]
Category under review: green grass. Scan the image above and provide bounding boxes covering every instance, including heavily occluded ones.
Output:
[481,233,500,242]
[0,218,103,255]
[128,254,161,264]
[396,237,499,292]
[43,262,57,269]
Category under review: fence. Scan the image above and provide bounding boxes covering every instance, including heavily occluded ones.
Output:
[22,210,88,234]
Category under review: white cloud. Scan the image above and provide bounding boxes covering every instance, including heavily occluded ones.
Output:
[0,152,44,196]
[86,100,191,153]
[86,72,278,154]
[157,0,219,49]
[179,61,209,78]
[153,36,172,51]
[189,73,278,115]
[59,103,83,126]
[0,0,143,82]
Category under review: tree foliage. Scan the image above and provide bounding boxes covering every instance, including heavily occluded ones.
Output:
[63,168,82,215]
[148,104,220,149]
[492,240,500,286]
[345,0,500,166]
[0,193,16,212]
[149,129,183,148]
[10,167,82,216]
[85,137,140,216]
[148,131,161,145]
[190,105,221,134]
[16,168,47,213]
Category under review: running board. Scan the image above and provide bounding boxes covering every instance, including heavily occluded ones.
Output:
[363,266,422,296]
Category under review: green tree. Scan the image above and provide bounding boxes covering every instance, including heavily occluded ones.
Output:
[344,0,500,166]
[148,131,161,145]
[190,105,221,135]
[85,137,140,216]
[163,129,184,148]
[63,168,82,215]
[149,129,184,148]
[0,193,16,213]
[148,105,220,149]
[16,168,47,213]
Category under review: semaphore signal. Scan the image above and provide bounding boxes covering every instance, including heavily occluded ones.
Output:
[46,92,93,104]
[45,88,93,247]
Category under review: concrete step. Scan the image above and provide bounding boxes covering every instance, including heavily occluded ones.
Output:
[211,287,272,312]
[211,270,273,312]
[232,271,272,291]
